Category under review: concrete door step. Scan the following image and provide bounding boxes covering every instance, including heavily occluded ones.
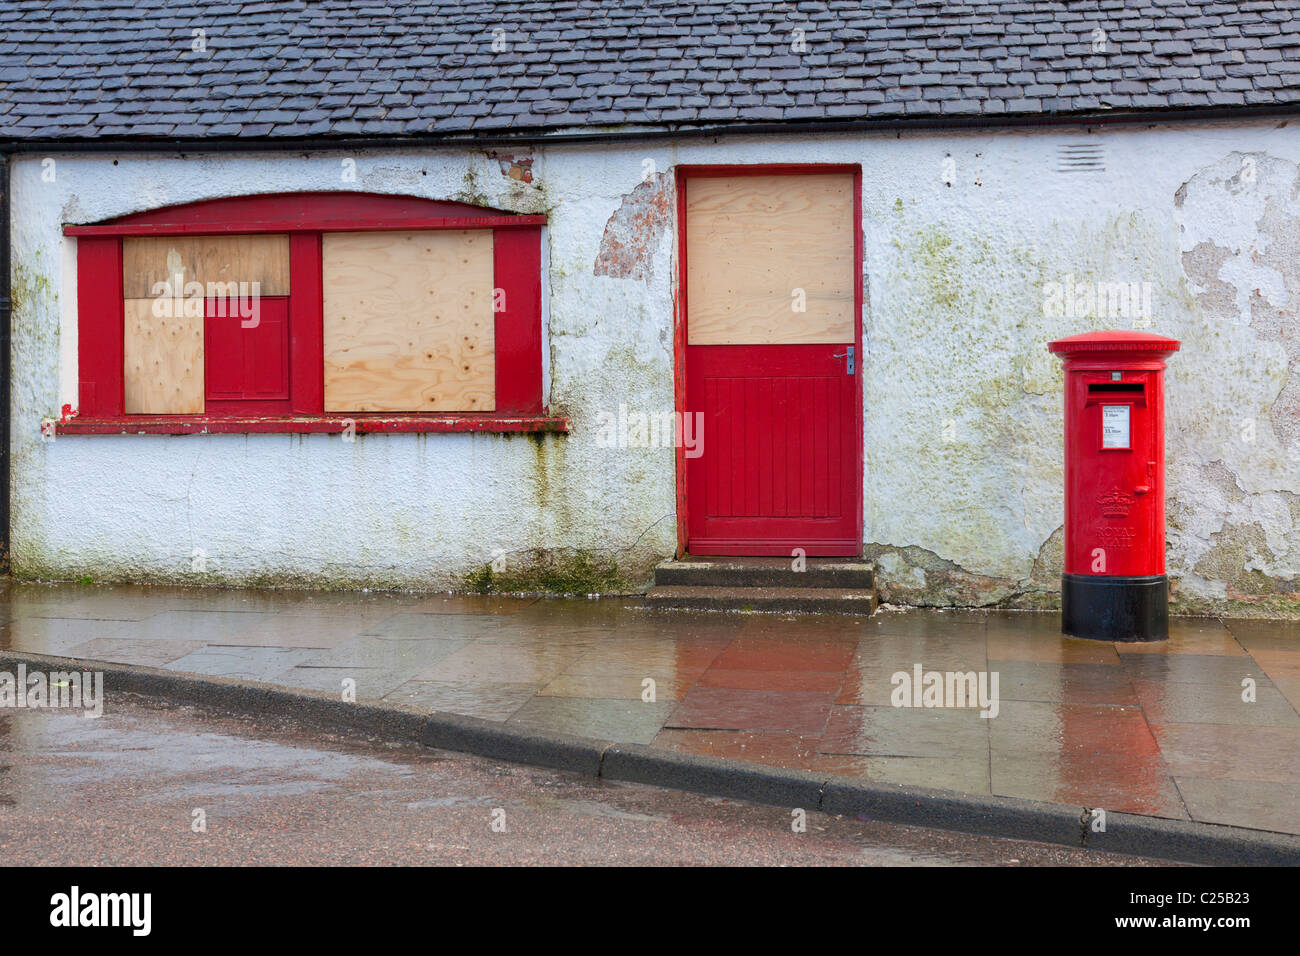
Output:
[653,558,874,590]
[645,585,879,615]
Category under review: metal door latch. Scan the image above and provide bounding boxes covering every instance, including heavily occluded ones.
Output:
[832,346,855,374]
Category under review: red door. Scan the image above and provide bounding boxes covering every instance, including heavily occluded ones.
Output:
[680,168,862,557]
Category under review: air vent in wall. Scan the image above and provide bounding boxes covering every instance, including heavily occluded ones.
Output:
[1057,143,1105,172]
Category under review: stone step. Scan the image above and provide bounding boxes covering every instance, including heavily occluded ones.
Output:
[645,585,878,615]
[654,558,873,590]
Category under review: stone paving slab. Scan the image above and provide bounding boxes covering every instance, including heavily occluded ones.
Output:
[1,581,1297,836]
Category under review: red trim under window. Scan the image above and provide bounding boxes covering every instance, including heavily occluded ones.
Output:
[69,192,548,428]
[53,414,569,436]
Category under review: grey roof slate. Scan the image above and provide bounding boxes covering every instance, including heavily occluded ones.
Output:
[2,0,1299,142]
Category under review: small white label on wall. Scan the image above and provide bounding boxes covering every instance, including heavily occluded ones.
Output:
[1102,405,1130,449]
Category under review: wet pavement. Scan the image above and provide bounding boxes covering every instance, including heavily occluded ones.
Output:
[1,581,1297,836]
[0,695,1164,865]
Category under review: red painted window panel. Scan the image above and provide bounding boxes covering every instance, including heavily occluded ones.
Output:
[288,233,324,415]
[205,297,290,413]
[204,308,241,398]
[75,236,124,418]
[492,226,544,415]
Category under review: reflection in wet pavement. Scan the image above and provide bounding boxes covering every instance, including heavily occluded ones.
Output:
[0,698,1164,865]
[1,581,1296,835]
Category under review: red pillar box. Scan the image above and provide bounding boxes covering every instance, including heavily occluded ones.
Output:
[1048,331,1181,642]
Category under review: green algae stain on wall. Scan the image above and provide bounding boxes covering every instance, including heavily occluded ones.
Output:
[866,202,1214,609]
[8,256,62,579]
[459,547,628,595]
[869,213,1055,594]
[457,434,639,596]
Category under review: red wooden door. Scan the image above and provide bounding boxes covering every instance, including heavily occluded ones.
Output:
[680,168,862,556]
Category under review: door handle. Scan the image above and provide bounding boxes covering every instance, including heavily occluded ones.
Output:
[831,346,855,374]
[1134,485,1151,495]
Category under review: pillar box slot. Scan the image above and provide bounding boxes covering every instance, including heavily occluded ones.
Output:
[1087,383,1145,394]
[1048,331,1181,642]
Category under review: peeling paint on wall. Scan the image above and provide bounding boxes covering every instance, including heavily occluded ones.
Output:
[1169,150,1300,615]
[593,171,673,281]
[493,154,534,183]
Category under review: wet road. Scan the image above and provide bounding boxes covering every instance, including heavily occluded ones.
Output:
[0,695,1166,866]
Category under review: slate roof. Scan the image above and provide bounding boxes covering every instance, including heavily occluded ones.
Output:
[2,0,1300,143]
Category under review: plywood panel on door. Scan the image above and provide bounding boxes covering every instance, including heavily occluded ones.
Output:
[123,234,290,298]
[322,229,496,412]
[686,173,855,345]
[123,297,204,414]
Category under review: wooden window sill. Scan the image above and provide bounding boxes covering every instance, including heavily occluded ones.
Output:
[51,414,569,436]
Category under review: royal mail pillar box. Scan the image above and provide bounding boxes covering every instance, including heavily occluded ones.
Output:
[1047,331,1181,642]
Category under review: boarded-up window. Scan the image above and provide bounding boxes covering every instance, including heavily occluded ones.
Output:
[121,234,290,414]
[74,193,546,426]
[685,174,855,345]
[322,230,496,412]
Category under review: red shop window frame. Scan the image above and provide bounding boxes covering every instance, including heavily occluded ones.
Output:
[62,192,562,435]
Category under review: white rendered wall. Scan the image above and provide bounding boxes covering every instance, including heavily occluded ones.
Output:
[7,120,1300,611]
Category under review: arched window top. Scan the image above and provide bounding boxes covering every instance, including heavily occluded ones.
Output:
[65,191,545,236]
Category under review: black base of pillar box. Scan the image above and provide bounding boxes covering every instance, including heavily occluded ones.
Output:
[1061,573,1168,642]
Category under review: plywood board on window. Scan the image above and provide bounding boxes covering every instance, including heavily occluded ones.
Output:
[123,298,204,414]
[686,174,855,345]
[322,230,496,412]
[123,234,290,298]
